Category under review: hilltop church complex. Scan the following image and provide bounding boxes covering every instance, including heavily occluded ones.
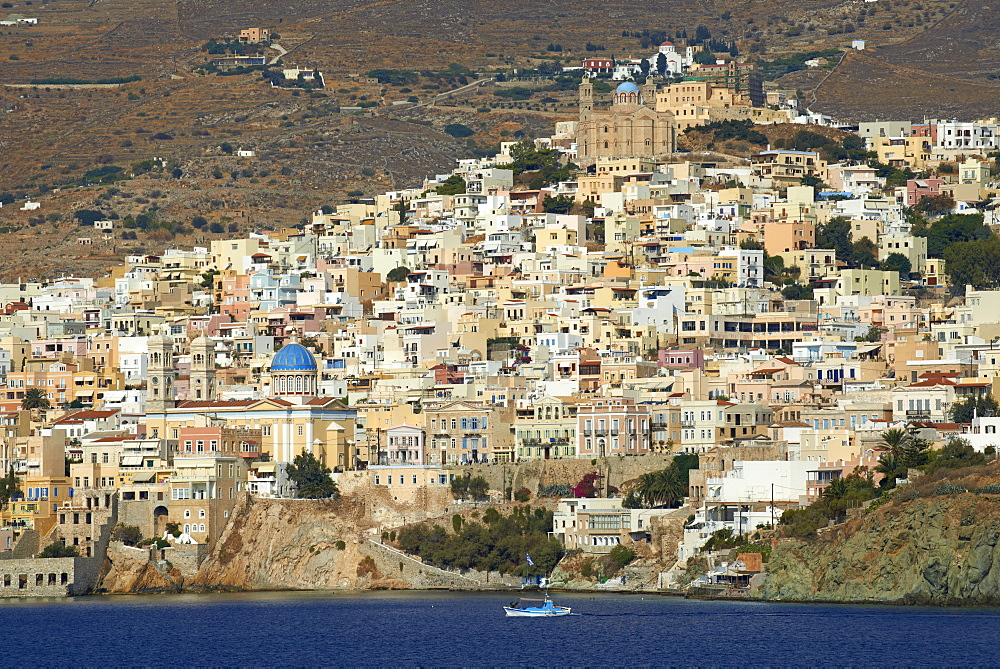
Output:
[576,79,677,164]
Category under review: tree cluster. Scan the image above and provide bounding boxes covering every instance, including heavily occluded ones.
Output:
[498,141,577,190]
[624,453,699,508]
[950,395,999,423]
[0,466,20,511]
[396,505,563,575]
[780,472,879,538]
[450,473,490,501]
[39,541,78,558]
[914,212,991,257]
[287,452,339,499]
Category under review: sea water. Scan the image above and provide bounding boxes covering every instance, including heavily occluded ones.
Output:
[1,590,998,666]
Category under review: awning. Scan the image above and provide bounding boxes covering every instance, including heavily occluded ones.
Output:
[131,471,155,482]
[120,455,143,466]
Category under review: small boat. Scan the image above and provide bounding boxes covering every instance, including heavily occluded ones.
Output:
[504,594,572,617]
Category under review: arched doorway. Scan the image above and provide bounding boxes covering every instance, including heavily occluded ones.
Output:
[153,506,169,537]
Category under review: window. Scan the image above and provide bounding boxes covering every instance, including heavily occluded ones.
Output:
[199,509,206,518]
[184,510,191,519]
[297,425,304,436]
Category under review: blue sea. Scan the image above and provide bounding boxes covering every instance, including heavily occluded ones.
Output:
[1,590,999,666]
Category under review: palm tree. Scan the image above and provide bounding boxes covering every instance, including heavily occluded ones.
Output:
[875,453,902,489]
[21,388,50,411]
[635,468,685,508]
[878,428,910,459]
[822,477,850,501]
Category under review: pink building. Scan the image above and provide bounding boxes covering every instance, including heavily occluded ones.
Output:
[658,349,704,369]
[906,178,946,206]
[577,398,650,458]
[384,424,426,465]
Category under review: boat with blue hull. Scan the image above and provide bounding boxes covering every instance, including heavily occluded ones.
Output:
[504,594,572,617]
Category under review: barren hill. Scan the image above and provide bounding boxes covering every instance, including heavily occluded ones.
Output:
[811,0,1000,121]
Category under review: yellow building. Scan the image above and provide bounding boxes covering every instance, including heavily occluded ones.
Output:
[752,150,827,192]
[145,398,358,470]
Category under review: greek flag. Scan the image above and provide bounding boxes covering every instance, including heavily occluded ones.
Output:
[526,553,534,566]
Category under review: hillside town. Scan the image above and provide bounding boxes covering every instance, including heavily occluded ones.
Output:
[4,67,1000,598]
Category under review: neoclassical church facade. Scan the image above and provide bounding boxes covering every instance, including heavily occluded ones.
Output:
[576,79,676,166]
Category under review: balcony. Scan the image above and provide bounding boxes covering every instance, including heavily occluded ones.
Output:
[523,437,571,446]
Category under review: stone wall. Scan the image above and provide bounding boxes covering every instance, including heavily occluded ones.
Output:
[453,453,676,498]
[359,538,520,589]
[0,556,102,597]
[162,544,209,580]
[9,530,39,559]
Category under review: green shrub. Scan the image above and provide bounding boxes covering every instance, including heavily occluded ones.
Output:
[444,123,474,138]
[39,541,78,558]
[976,483,1000,495]
[933,481,967,495]
[335,540,346,550]
[111,523,143,546]
[608,544,637,569]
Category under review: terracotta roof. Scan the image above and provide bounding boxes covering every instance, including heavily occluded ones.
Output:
[305,397,341,406]
[56,409,119,421]
[907,378,957,387]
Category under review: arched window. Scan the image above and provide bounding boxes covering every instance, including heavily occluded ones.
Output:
[604,141,609,149]
[295,376,303,392]
[604,125,609,133]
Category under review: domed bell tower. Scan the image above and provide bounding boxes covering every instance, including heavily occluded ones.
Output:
[147,325,175,413]
[190,335,216,402]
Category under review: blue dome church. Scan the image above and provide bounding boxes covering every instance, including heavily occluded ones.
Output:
[576,75,676,165]
[268,330,318,400]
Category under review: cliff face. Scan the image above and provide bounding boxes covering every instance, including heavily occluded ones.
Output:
[186,495,519,591]
[100,544,184,594]
[189,495,380,591]
[760,492,1000,605]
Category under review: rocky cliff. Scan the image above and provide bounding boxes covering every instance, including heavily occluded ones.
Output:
[760,490,1000,605]
[184,495,517,591]
[100,543,184,594]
